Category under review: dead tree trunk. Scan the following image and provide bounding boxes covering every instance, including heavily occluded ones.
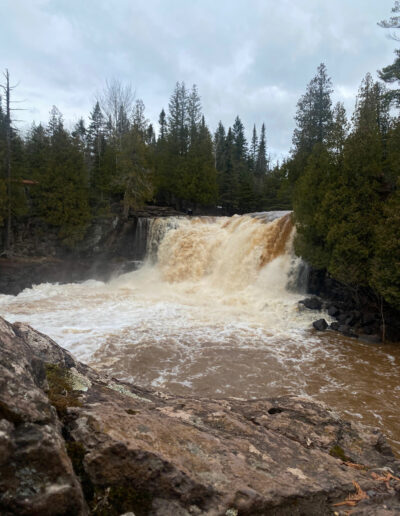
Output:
[4,70,12,251]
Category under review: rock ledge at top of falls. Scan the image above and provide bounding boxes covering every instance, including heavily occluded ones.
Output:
[0,317,399,516]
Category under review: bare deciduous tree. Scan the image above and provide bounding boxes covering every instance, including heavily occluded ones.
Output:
[98,79,135,138]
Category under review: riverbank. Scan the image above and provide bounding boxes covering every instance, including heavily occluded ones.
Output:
[1,316,400,515]
[304,269,400,343]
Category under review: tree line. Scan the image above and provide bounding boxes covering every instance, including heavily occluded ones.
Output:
[289,2,400,312]
[0,79,272,248]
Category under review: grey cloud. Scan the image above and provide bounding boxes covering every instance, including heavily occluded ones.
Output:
[0,0,397,160]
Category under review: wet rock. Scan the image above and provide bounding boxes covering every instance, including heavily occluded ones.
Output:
[359,334,382,344]
[306,267,400,343]
[338,324,358,338]
[300,297,323,310]
[337,312,349,324]
[1,317,399,515]
[0,318,86,515]
[313,318,328,331]
[330,321,340,331]
[345,311,361,327]
[327,305,340,317]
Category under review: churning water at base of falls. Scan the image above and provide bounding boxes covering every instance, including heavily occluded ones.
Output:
[1,212,400,456]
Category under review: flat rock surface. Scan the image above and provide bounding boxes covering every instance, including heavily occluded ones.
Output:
[0,317,399,515]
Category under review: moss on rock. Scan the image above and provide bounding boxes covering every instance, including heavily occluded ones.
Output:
[45,364,82,417]
[329,445,351,462]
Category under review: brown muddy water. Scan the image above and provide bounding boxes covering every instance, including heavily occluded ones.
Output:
[0,213,399,455]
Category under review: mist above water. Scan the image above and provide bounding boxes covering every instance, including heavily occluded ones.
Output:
[0,212,399,455]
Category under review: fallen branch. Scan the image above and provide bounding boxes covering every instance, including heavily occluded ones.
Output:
[333,481,369,507]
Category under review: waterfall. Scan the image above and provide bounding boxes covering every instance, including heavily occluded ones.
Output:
[132,217,151,261]
[1,211,399,454]
[141,212,297,293]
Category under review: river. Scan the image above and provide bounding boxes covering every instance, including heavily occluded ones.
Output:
[0,212,399,456]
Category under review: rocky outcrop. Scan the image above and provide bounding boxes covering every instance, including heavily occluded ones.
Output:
[0,318,86,515]
[0,256,136,296]
[303,269,400,342]
[0,206,186,295]
[299,297,323,311]
[1,317,400,515]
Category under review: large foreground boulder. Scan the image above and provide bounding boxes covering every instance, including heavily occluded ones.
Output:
[1,317,399,515]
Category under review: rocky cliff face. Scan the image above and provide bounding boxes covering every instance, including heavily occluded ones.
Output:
[0,207,183,295]
[0,317,399,515]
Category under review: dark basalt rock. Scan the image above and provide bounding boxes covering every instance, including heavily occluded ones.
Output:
[337,312,349,324]
[338,324,358,338]
[327,305,340,317]
[300,297,323,310]
[313,319,328,331]
[306,268,400,342]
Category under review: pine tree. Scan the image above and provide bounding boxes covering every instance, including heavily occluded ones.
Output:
[250,125,258,172]
[48,105,63,138]
[132,99,148,135]
[218,127,239,213]
[328,102,348,163]
[186,84,202,144]
[168,81,188,156]
[158,109,167,141]
[372,180,400,310]
[72,118,87,147]
[322,75,387,285]
[214,121,226,170]
[293,143,334,269]
[261,162,292,211]
[255,123,268,176]
[87,101,106,200]
[114,127,153,218]
[232,116,247,162]
[145,124,156,146]
[293,63,333,152]
[378,2,400,105]
[33,107,90,246]
[186,117,218,206]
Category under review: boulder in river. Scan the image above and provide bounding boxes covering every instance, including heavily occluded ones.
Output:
[313,318,328,331]
[1,317,400,515]
[300,297,323,310]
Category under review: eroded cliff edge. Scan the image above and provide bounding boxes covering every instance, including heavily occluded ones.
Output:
[0,317,399,515]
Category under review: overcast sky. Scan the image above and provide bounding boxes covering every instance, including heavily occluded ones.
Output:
[0,0,397,161]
